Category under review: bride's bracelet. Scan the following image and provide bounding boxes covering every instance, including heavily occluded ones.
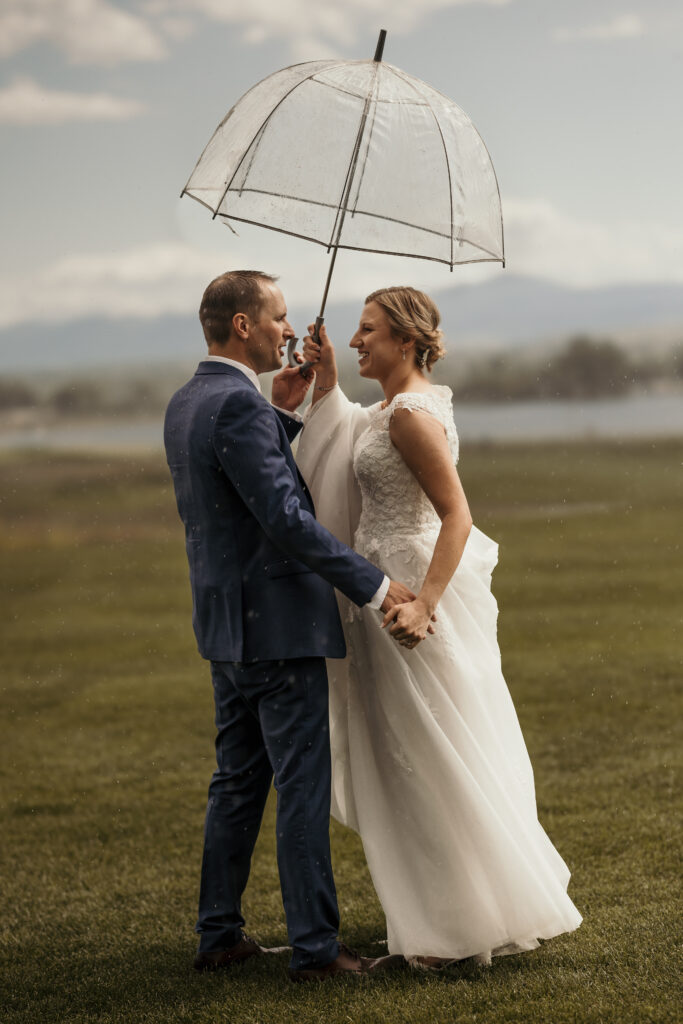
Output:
[315,383,336,392]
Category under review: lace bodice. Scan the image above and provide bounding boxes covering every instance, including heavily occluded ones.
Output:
[353,387,459,564]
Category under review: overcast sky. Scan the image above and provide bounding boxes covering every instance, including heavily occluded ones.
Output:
[1,0,682,336]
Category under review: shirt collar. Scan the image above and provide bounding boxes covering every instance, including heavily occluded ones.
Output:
[204,355,261,393]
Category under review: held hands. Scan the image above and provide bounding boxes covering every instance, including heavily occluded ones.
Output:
[380,581,437,649]
[271,355,315,411]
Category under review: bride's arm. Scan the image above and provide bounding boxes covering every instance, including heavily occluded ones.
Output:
[296,327,370,549]
[381,408,473,644]
[303,322,338,404]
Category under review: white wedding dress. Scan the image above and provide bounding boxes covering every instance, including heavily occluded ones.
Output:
[296,384,582,961]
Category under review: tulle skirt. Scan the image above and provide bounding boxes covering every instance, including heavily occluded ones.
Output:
[328,525,582,959]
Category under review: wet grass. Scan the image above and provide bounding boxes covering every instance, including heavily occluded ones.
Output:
[1,441,681,1023]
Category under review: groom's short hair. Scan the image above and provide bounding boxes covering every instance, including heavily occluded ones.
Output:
[200,270,278,346]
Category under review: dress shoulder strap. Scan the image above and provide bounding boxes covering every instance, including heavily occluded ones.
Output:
[387,388,459,463]
[389,388,450,422]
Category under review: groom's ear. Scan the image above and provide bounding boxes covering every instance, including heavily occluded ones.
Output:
[232,312,249,340]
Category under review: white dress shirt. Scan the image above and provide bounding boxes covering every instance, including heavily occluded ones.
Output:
[204,354,301,420]
[202,355,390,611]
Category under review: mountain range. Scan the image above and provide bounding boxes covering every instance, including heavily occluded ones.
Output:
[2,275,683,375]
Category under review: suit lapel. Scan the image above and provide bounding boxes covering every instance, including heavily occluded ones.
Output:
[197,360,316,515]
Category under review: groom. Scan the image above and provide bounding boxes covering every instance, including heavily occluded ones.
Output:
[164,270,415,981]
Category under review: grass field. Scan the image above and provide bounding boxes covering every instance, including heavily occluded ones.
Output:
[1,441,681,1024]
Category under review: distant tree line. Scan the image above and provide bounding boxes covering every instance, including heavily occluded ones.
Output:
[1,336,682,415]
[449,335,683,403]
[0,377,168,416]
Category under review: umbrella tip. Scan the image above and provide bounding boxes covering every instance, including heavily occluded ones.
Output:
[374,29,387,62]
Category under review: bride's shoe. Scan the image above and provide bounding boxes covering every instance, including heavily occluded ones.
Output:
[406,955,457,971]
[407,951,493,970]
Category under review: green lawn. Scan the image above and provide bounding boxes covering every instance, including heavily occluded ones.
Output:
[1,441,681,1024]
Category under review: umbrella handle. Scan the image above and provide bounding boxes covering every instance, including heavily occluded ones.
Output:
[287,316,324,374]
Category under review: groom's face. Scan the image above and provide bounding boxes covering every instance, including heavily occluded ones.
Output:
[244,283,295,373]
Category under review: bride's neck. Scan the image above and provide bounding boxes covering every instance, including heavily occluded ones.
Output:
[381,367,429,404]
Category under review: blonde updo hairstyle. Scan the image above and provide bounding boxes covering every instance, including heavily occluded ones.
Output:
[366,286,445,372]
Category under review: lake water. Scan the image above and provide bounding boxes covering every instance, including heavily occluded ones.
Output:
[1,393,682,450]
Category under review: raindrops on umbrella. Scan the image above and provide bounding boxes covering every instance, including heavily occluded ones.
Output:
[181,30,504,362]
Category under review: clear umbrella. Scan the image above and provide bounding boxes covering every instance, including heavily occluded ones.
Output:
[181,30,504,360]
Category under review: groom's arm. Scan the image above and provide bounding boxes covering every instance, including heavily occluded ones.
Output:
[270,361,310,444]
[271,406,303,444]
[213,388,384,607]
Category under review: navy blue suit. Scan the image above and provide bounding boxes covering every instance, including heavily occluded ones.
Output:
[164,361,383,968]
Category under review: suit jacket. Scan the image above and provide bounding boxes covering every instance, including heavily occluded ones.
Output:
[164,361,384,662]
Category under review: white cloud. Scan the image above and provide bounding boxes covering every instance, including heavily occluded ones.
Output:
[152,0,510,60]
[177,196,683,298]
[174,199,502,304]
[554,14,644,42]
[0,76,145,125]
[0,0,508,66]
[0,0,167,65]
[157,15,194,41]
[504,198,683,289]
[2,197,682,331]
[0,243,222,330]
[0,224,496,331]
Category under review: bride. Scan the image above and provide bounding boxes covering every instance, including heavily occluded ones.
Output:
[296,286,582,965]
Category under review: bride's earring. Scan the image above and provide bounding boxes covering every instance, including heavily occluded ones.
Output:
[402,348,406,361]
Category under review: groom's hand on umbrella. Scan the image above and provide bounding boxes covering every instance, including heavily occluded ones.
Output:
[271,357,315,411]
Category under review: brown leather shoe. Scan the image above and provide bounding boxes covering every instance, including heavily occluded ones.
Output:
[288,942,373,982]
[194,935,264,971]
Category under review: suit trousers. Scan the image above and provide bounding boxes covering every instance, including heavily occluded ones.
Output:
[196,657,341,970]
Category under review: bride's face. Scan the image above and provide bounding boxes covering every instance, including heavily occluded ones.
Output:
[350,301,402,380]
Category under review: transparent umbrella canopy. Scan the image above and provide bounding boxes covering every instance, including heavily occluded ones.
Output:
[181,30,504,354]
